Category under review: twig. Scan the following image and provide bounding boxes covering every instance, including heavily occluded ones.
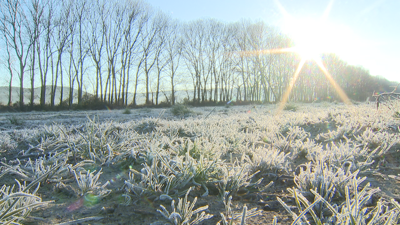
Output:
[55,216,104,225]
[204,107,216,119]
[372,83,400,109]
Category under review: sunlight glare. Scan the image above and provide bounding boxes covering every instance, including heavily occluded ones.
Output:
[315,59,352,105]
[277,59,306,112]
[272,0,354,115]
[284,19,327,60]
[283,18,357,62]
[235,0,355,116]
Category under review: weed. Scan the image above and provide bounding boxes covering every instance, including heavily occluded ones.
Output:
[294,161,366,202]
[0,181,49,224]
[157,187,213,225]
[0,163,63,224]
[171,104,193,117]
[73,169,111,197]
[1,156,68,182]
[247,148,290,175]
[217,191,263,225]
[124,153,193,198]
[8,116,24,125]
[135,119,159,134]
[278,178,397,224]
[394,111,400,118]
[216,156,263,198]
[283,103,297,111]
[122,108,131,114]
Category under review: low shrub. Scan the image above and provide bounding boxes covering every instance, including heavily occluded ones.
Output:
[284,103,297,111]
[171,104,193,116]
[122,108,131,114]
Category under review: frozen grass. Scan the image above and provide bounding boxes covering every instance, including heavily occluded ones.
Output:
[157,187,213,225]
[122,108,131,115]
[278,178,400,224]
[8,115,24,125]
[0,164,62,224]
[73,169,111,197]
[0,181,48,224]
[171,104,195,117]
[0,102,399,224]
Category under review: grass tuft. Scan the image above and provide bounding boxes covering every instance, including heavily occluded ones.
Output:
[122,108,131,114]
[8,116,24,125]
[283,103,297,111]
[171,104,193,116]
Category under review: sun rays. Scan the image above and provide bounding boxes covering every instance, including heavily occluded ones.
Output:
[277,58,306,113]
[277,0,353,110]
[241,0,353,114]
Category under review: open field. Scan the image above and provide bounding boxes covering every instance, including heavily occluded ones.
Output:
[1,102,400,224]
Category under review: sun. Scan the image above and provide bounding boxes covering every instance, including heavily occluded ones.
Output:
[236,1,354,114]
[292,26,325,60]
[284,19,334,61]
[276,16,353,112]
[293,40,323,61]
[283,17,357,63]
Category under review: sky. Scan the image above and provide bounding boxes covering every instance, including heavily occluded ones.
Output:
[148,0,400,83]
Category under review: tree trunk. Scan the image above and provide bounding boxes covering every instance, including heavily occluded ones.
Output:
[19,62,24,109]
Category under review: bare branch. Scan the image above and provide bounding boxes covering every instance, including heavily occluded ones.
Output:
[372,83,400,109]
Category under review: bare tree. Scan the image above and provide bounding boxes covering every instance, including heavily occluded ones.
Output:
[0,0,35,109]
[102,1,125,104]
[36,0,54,107]
[27,0,44,108]
[119,0,149,106]
[232,20,250,102]
[51,0,72,107]
[153,14,171,105]
[87,0,106,101]
[66,14,77,107]
[218,24,238,102]
[165,20,182,105]
[182,20,207,104]
[73,0,88,105]
[207,20,234,102]
[131,56,144,106]
[140,11,168,105]
[3,39,16,106]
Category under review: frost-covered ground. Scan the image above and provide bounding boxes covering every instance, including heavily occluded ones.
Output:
[1,102,400,224]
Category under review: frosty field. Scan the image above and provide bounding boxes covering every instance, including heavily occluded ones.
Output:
[1,102,400,224]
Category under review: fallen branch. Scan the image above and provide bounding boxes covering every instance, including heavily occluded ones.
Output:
[372,83,400,109]
[55,216,103,225]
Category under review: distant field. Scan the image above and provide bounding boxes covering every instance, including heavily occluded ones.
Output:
[0,103,400,224]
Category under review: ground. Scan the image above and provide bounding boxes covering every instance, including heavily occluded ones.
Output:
[0,102,399,224]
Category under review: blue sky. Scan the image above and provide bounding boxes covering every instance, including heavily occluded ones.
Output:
[148,0,400,83]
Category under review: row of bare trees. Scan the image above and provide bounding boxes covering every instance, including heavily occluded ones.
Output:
[0,0,393,109]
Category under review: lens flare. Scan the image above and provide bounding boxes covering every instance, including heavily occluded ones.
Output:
[66,198,84,212]
[277,59,306,113]
[315,59,351,105]
[238,1,354,116]
[84,194,99,206]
